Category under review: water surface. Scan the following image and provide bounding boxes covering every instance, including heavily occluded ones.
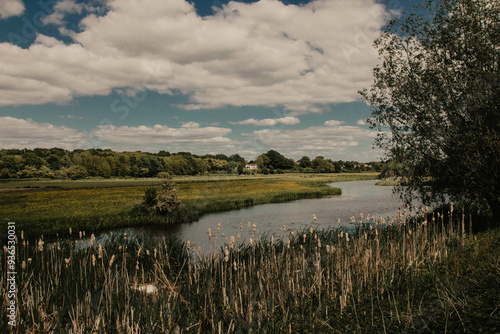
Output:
[99,180,411,252]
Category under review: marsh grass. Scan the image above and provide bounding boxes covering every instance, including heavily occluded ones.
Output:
[2,207,498,333]
[0,177,343,237]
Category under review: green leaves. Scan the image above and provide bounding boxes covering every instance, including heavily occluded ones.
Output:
[361,0,500,218]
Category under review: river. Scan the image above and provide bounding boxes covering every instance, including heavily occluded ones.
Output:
[92,180,413,252]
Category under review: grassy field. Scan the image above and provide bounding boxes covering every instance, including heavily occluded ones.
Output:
[0,173,378,237]
[2,207,498,333]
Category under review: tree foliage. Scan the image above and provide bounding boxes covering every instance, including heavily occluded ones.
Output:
[360,0,500,216]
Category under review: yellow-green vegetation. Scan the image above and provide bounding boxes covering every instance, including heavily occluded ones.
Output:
[0,173,378,237]
[3,208,498,332]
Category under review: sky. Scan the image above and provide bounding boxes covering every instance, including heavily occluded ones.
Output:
[0,0,411,161]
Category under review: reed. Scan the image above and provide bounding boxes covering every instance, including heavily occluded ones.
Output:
[1,207,497,333]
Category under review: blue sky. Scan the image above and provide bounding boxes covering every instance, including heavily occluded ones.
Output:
[0,0,412,161]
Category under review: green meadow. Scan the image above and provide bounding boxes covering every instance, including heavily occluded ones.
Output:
[0,173,377,237]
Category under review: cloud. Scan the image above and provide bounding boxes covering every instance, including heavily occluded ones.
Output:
[0,117,88,149]
[324,120,345,127]
[59,114,84,120]
[0,0,24,19]
[91,123,234,150]
[229,116,300,126]
[357,119,367,126]
[243,122,382,161]
[0,0,389,111]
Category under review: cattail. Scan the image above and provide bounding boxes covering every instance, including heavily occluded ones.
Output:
[27,258,32,263]
[230,236,235,249]
[253,223,256,232]
[20,231,23,240]
[326,245,330,253]
[64,258,70,268]
[90,234,95,246]
[2,246,7,253]
[98,244,103,259]
[360,213,364,222]
[21,261,26,270]
[240,223,243,231]
[146,250,150,256]
[237,233,241,240]
[310,227,313,235]
[208,228,212,240]
[248,222,251,230]
[79,231,82,239]
[346,233,349,243]
[224,246,229,262]
[187,241,191,250]
[92,255,96,267]
[37,239,44,252]
[69,228,72,235]
[109,255,116,267]
[303,234,307,243]
[282,225,286,231]
[233,261,237,271]
[217,223,221,231]
[136,261,139,270]
[313,214,317,221]
[249,238,253,246]
[154,248,157,258]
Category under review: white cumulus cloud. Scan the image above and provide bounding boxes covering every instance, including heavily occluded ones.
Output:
[0,0,24,19]
[90,123,235,152]
[0,117,88,149]
[229,116,300,126]
[0,0,389,111]
[243,122,381,161]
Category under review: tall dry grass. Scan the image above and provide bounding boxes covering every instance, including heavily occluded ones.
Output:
[1,206,491,333]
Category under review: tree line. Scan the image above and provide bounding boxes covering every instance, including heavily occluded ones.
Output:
[0,148,383,179]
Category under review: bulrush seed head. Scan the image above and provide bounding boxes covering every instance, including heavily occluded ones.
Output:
[37,239,44,252]
[109,255,115,267]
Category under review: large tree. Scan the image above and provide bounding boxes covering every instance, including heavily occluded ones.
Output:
[360,0,499,217]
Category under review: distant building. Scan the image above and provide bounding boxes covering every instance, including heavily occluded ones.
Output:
[245,164,258,170]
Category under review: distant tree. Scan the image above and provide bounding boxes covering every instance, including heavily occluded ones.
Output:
[237,164,244,175]
[229,154,245,163]
[46,155,62,170]
[65,165,88,180]
[158,150,170,157]
[360,0,500,217]
[298,156,312,168]
[312,156,334,173]
[22,152,43,168]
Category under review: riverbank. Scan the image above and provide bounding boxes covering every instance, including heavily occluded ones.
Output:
[3,208,498,332]
[0,173,378,237]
